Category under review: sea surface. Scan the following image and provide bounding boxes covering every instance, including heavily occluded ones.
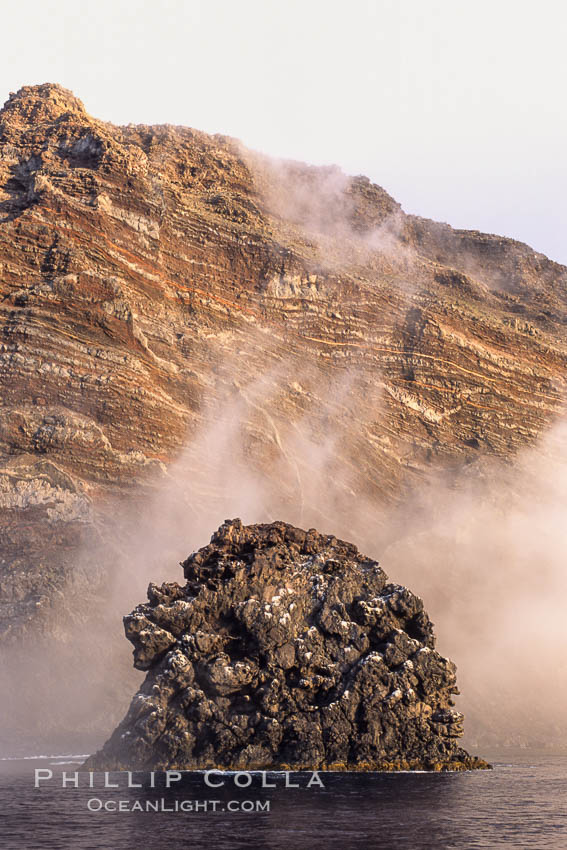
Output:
[0,751,565,849]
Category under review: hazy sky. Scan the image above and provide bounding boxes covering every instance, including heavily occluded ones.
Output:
[1,0,565,264]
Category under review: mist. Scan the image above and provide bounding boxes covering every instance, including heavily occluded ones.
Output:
[2,354,566,756]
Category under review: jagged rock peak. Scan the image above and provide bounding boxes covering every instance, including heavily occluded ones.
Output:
[84,519,489,771]
[1,83,87,123]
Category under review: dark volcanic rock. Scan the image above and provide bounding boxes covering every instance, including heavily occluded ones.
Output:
[85,519,488,771]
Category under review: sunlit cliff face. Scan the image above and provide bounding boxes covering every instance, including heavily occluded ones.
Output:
[1,86,566,755]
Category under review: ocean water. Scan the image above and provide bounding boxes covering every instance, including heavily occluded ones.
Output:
[0,752,565,849]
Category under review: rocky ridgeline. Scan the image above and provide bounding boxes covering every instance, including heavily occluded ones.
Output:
[85,520,488,771]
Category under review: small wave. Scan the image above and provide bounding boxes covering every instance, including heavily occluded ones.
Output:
[0,754,90,762]
[49,760,86,766]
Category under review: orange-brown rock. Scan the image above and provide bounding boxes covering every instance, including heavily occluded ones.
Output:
[0,83,566,638]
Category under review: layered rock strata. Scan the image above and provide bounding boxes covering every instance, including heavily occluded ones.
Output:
[1,83,566,638]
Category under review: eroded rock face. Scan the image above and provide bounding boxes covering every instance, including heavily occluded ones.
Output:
[85,519,487,771]
[1,83,567,640]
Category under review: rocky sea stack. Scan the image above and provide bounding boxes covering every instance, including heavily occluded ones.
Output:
[85,520,489,771]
